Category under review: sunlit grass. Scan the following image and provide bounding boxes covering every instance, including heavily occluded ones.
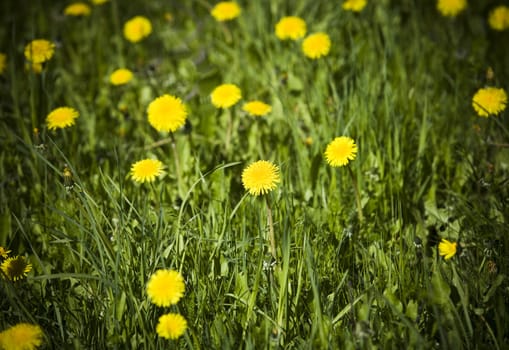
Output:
[1,0,508,349]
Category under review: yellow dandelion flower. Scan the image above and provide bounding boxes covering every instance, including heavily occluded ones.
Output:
[438,239,457,260]
[147,94,188,132]
[325,136,358,167]
[92,0,109,4]
[210,84,242,109]
[24,39,55,64]
[302,32,331,59]
[342,0,368,12]
[472,87,507,117]
[242,160,280,196]
[488,6,509,31]
[1,256,32,281]
[275,16,307,41]
[242,101,272,117]
[146,269,185,307]
[64,2,91,16]
[211,1,241,22]
[0,246,11,259]
[130,159,164,184]
[110,68,133,85]
[46,107,79,131]
[0,53,6,75]
[436,0,467,17]
[156,313,187,340]
[123,16,152,43]
[0,323,43,350]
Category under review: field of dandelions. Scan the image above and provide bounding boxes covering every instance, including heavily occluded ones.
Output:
[1,0,509,349]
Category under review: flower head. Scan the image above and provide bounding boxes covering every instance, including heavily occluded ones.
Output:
[325,136,358,167]
[0,53,6,75]
[438,239,457,260]
[275,16,307,40]
[146,269,185,307]
[342,0,368,12]
[302,32,331,59]
[472,87,507,117]
[1,256,32,281]
[130,159,164,184]
[46,107,79,130]
[147,94,188,132]
[110,68,133,85]
[242,101,272,117]
[436,0,467,17]
[0,323,43,350]
[242,160,280,196]
[210,84,242,109]
[0,246,11,259]
[64,2,91,16]
[156,313,187,340]
[123,16,152,43]
[24,39,55,64]
[488,6,509,31]
[211,2,241,22]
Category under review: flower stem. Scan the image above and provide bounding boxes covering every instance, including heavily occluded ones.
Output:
[265,196,277,260]
[170,133,183,197]
[347,166,363,223]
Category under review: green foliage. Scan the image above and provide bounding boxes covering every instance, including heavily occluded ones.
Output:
[1,0,508,349]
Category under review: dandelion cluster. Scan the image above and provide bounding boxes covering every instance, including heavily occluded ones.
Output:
[46,107,79,130]
[472,87,507,117]
[0,323,43,350]
[211,1,241,22]
[130,159,165,183]
[242,160,281,196]
[147,269,187,340]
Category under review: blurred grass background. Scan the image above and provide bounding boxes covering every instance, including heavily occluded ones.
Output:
[1,0,508,348]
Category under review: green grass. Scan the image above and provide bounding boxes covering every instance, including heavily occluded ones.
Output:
[1,0,509,349]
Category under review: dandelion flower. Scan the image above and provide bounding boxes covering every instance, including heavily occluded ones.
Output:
[64,2,91,16]
[156,313,187,340]
[110,68,133,85]
[1,256,32,281]
[342,0,368,12]
[146,269,185,307]
[0,323,43,350]
[275,16,307,41]
[210,84,242,109]
[488,6,509,31]
[211,2,241,22]
[472,87,507,117]
[302,32,331,59]
[123,16,152,43]
[438,239,457,260]
[46,107,79,130]
[242,160,280,196]
[24,39,55,64]
[0,53,6,75]
[0,246,11,259]
[325,136,358,167]
[436,0,467,17]
[130,159,164,184]
[242,101,272,117]
[147,94,188,132]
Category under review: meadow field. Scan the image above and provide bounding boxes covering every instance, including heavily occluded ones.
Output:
[1,0,508,349]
